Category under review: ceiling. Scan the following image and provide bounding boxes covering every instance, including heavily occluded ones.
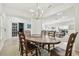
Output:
[0,3,76,19]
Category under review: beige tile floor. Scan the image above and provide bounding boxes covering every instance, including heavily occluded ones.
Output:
[0,39,19,56]
[0,38,79,56]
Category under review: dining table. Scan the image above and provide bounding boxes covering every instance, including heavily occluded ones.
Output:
[27,35,61,52]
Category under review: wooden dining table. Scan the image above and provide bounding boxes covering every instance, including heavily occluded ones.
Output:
[27,35,61,51]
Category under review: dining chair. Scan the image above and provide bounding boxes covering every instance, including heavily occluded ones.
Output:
[25,30,31,37]
[44,31,56,51]
[41,30,46,36]
[18,32,38,56]
[50,32,78,56]
[48,31,56,37]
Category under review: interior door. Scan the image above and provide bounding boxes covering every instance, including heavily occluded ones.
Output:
[19,23,24,32]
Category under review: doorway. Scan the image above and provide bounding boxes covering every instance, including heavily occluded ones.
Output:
[19,23,24,32]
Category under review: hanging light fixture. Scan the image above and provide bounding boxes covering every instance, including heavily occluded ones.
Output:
[30,3,43,20]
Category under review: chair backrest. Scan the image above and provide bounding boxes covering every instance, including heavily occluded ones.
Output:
[48,31,56,37]
[25,30,31,37]
[18,32,28,53]
[41,30,46,36]
[65,32,78,56]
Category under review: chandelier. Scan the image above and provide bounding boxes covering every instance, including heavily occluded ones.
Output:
[30,3,43,20]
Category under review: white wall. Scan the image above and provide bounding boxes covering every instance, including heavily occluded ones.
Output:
[74,4,79,52]
[0,5,2,39]
[31,19,42,35]
[0,13,7,51]
[0,16,1,40]
[5,16,31,39]
[0,4,5,51]
[1,15,43,39]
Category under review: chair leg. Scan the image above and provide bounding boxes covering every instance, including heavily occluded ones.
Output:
[50,50,52,56]
[38,48,41,56]
[36,49,38,56]
[42,44,45,49]
[31,51,33,54]
[48,44,50,51]
[20,50,23,56]
[53,44,55,48]
[19,44,20,51]
[25,51,28,56]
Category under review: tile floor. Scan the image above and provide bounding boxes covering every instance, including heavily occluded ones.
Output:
[0,38,79,56]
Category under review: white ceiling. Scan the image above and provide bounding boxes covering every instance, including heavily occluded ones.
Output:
[0,3,76,19]
[0,3,77,27]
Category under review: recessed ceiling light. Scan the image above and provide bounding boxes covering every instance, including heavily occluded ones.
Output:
[41,10,43,14]
[37,6,41,9]
[29,9,34,12]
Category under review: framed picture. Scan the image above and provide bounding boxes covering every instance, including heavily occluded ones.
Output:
[27,24,31,29]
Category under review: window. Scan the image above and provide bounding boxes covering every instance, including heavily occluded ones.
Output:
[27,24,31,29]
[12,23,17,37]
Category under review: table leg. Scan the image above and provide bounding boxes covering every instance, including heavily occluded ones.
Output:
[48,44,50,51]
[37,43,41,56]
[42,44,45,49]
[53,44,55,48]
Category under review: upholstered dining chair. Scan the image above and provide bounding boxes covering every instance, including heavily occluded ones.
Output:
[18,32,38,56]
[50,32,78,56]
